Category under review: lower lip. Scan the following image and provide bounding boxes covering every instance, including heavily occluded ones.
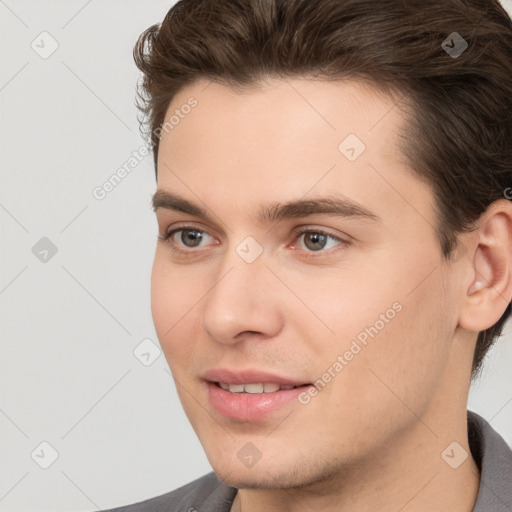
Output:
[206,381,312,421]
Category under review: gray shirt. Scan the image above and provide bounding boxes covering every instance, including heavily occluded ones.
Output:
[103,410,512,511]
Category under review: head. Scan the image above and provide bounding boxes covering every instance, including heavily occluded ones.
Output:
[135,0,512,490]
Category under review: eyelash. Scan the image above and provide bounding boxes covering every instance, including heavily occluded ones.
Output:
[158,226,349,258]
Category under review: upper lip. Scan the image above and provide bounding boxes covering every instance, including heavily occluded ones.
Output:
[203,368,311,386]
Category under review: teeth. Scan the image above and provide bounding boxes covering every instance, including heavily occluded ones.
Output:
[217,382,297,393]
[244,383,264,393]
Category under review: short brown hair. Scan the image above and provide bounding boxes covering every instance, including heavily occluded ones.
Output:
[133,0,512,379]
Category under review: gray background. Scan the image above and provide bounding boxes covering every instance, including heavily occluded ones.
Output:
[1,1,511,510]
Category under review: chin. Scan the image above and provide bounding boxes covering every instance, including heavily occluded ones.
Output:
[211,460,315,490]
[214,469,289,490]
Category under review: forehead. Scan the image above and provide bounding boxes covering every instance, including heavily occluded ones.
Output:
[163,77,404,147]
[158,77,409,174]
[155,77,432,231]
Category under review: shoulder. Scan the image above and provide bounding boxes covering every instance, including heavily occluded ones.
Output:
[468,410,512,511]
[102,471,237,512]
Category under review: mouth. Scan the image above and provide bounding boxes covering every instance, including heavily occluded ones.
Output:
[202,368,314,421]
[213,381,307,393]
[202,368,311,388]
[206,380,314,421]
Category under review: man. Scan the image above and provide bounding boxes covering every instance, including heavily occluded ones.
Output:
[106,0,512,510]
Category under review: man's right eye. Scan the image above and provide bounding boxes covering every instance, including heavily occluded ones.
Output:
[158,227,217,252]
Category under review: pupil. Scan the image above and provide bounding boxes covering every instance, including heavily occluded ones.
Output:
[305,233,326,251]
[182,230,203,247]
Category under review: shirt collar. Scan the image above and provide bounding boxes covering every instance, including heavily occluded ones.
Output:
[468,410,512,511]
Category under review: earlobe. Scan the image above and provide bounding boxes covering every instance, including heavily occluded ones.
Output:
[459,200,512,332]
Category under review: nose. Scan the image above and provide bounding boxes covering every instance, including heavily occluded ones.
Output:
[202,251,284,345]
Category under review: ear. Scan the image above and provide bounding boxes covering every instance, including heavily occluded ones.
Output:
[458,199,512,332]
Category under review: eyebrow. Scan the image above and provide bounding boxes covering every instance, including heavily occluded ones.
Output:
[151,190,380,225]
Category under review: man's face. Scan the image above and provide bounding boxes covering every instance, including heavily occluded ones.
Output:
[151,78,465,488]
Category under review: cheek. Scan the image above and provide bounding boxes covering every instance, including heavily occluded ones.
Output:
[319,255,454,417]
[150,252,204,361]
[338,276,453,418]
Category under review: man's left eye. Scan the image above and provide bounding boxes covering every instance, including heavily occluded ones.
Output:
[294,230,343,252]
